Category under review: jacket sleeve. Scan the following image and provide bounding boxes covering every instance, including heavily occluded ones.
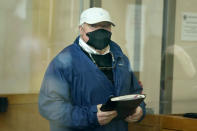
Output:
[128,60,146,122]
[38,57,99,129]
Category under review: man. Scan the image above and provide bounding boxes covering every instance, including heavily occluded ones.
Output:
[39,7,146,131]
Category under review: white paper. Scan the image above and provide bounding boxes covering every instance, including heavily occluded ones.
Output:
[181,12,197,41]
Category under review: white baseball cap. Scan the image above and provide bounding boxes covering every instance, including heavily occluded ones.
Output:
[79,7,115,26]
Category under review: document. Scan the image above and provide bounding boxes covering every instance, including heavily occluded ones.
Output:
[100,94,146,119]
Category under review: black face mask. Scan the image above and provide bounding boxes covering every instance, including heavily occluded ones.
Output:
[86,29,112,50]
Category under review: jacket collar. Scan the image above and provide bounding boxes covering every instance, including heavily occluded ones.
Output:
[73,36,124,60]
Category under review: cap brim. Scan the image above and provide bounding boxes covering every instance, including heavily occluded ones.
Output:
[85,20,115,26]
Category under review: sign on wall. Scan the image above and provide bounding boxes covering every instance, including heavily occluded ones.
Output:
[181,12,197,41]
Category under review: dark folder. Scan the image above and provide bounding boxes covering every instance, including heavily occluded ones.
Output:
[100,94,146,119]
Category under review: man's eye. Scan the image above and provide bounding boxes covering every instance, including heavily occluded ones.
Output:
[90,24,97,28]
[90,24,110,28]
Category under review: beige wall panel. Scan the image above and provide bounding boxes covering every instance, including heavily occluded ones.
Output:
[0,0,80,94]
[172,0,197,113]
[140,0,163,114]
[102,0,133,56]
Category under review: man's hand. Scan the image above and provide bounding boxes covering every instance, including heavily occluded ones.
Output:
[125,106,143,123]
[97,104,117,125]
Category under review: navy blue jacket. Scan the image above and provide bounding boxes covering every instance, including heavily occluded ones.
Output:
[38,37,146,131]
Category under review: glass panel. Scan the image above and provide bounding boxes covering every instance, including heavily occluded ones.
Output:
[102,0,163,114]
[0,0,81,94]
[172,0,197,114]
[102,0,197,114]
[1,0,197,115]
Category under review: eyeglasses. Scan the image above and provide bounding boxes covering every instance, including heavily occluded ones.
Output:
[87,22,112,28]
[98,63,116,71]
[89,24,111,28]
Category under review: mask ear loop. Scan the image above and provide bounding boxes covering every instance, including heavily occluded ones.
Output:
[81,24,90,40]
[81,24,88,34]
